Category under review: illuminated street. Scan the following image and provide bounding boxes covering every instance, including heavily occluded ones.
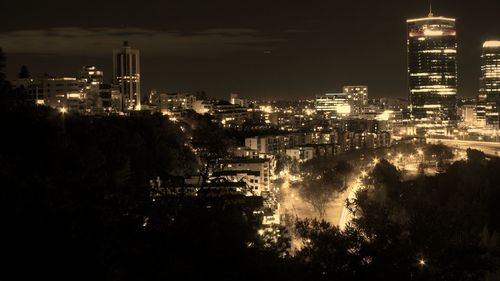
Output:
[427,138,500,157]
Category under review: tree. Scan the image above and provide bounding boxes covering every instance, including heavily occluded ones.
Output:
[363,159,402,205]
[299,158,354,218]
[424,143,454,162]
[299,180,339,218]
[274,153,295,175]
[294,219,365,280]
[0,49,14,106]
[466,148,486,164]
[18,65,30,79]
[335,160,354,190]
[0,47,6,82]
[294,155,500,280]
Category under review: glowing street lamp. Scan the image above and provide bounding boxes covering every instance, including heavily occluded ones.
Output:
[417,149,424,163]
[59,107,67,114]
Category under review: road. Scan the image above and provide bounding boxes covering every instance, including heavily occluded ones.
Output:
[427,138,500,157]
[338,178,363,230]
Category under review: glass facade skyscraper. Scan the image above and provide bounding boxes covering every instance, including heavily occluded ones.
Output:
[478,41,500,129]
[407,14,458,125]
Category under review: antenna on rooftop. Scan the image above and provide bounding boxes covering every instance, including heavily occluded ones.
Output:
[428,0,434,17]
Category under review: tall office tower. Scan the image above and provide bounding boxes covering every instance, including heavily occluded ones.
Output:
[343,86,368,114]
[407,9,458,125]
[478,41,500,129]
[113,41,141,111]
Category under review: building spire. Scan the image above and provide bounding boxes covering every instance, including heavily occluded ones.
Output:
[428,0,434,17]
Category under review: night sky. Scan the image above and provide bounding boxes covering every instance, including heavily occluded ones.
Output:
[2,0,500,100]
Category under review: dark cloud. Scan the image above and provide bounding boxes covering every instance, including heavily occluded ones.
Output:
[0,27,284,57]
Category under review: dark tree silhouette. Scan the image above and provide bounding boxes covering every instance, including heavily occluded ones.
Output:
[467,148,486,164]
[18,65,30,78]
[0,47,6,81]
[299,158,354,218]
[425,143,454,161]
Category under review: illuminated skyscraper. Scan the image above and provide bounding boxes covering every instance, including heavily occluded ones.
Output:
[478,41,500,129]
[407,9,457,125]
[113,41,141,110]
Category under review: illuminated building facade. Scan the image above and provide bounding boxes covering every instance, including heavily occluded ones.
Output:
[219,158,271,193]
[230,93,248,107]
[113,41,141,111]
[213,100,249,128]
[478,41,500,129]
[36,77,86,112]
[80,66,103,85]
[153,92,196,114]
[315,93,351,118]
[343,86,368,114]
[407,13,458,125]
[80,66,103,113]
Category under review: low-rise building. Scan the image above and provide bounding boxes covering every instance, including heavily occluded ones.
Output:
[211,170,261,195]
[213,100,249,128]
[218,158,271,193]
[192,100,213,114]
[286,146,316,162]
[154,92,196,114]
[316,93,351,118]
[232,146,259,158]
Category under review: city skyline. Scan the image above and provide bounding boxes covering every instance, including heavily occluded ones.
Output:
[2,0,500,100]
[3,2,500,279]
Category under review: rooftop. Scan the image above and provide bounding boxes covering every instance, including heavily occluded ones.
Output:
[406,16,455,23]
[483,41,500,48]
[212,170,261,176]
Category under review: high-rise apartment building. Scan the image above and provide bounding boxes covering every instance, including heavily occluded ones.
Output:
[343,86,368,114]
[113,41,141,111]
[407,10,457,125]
